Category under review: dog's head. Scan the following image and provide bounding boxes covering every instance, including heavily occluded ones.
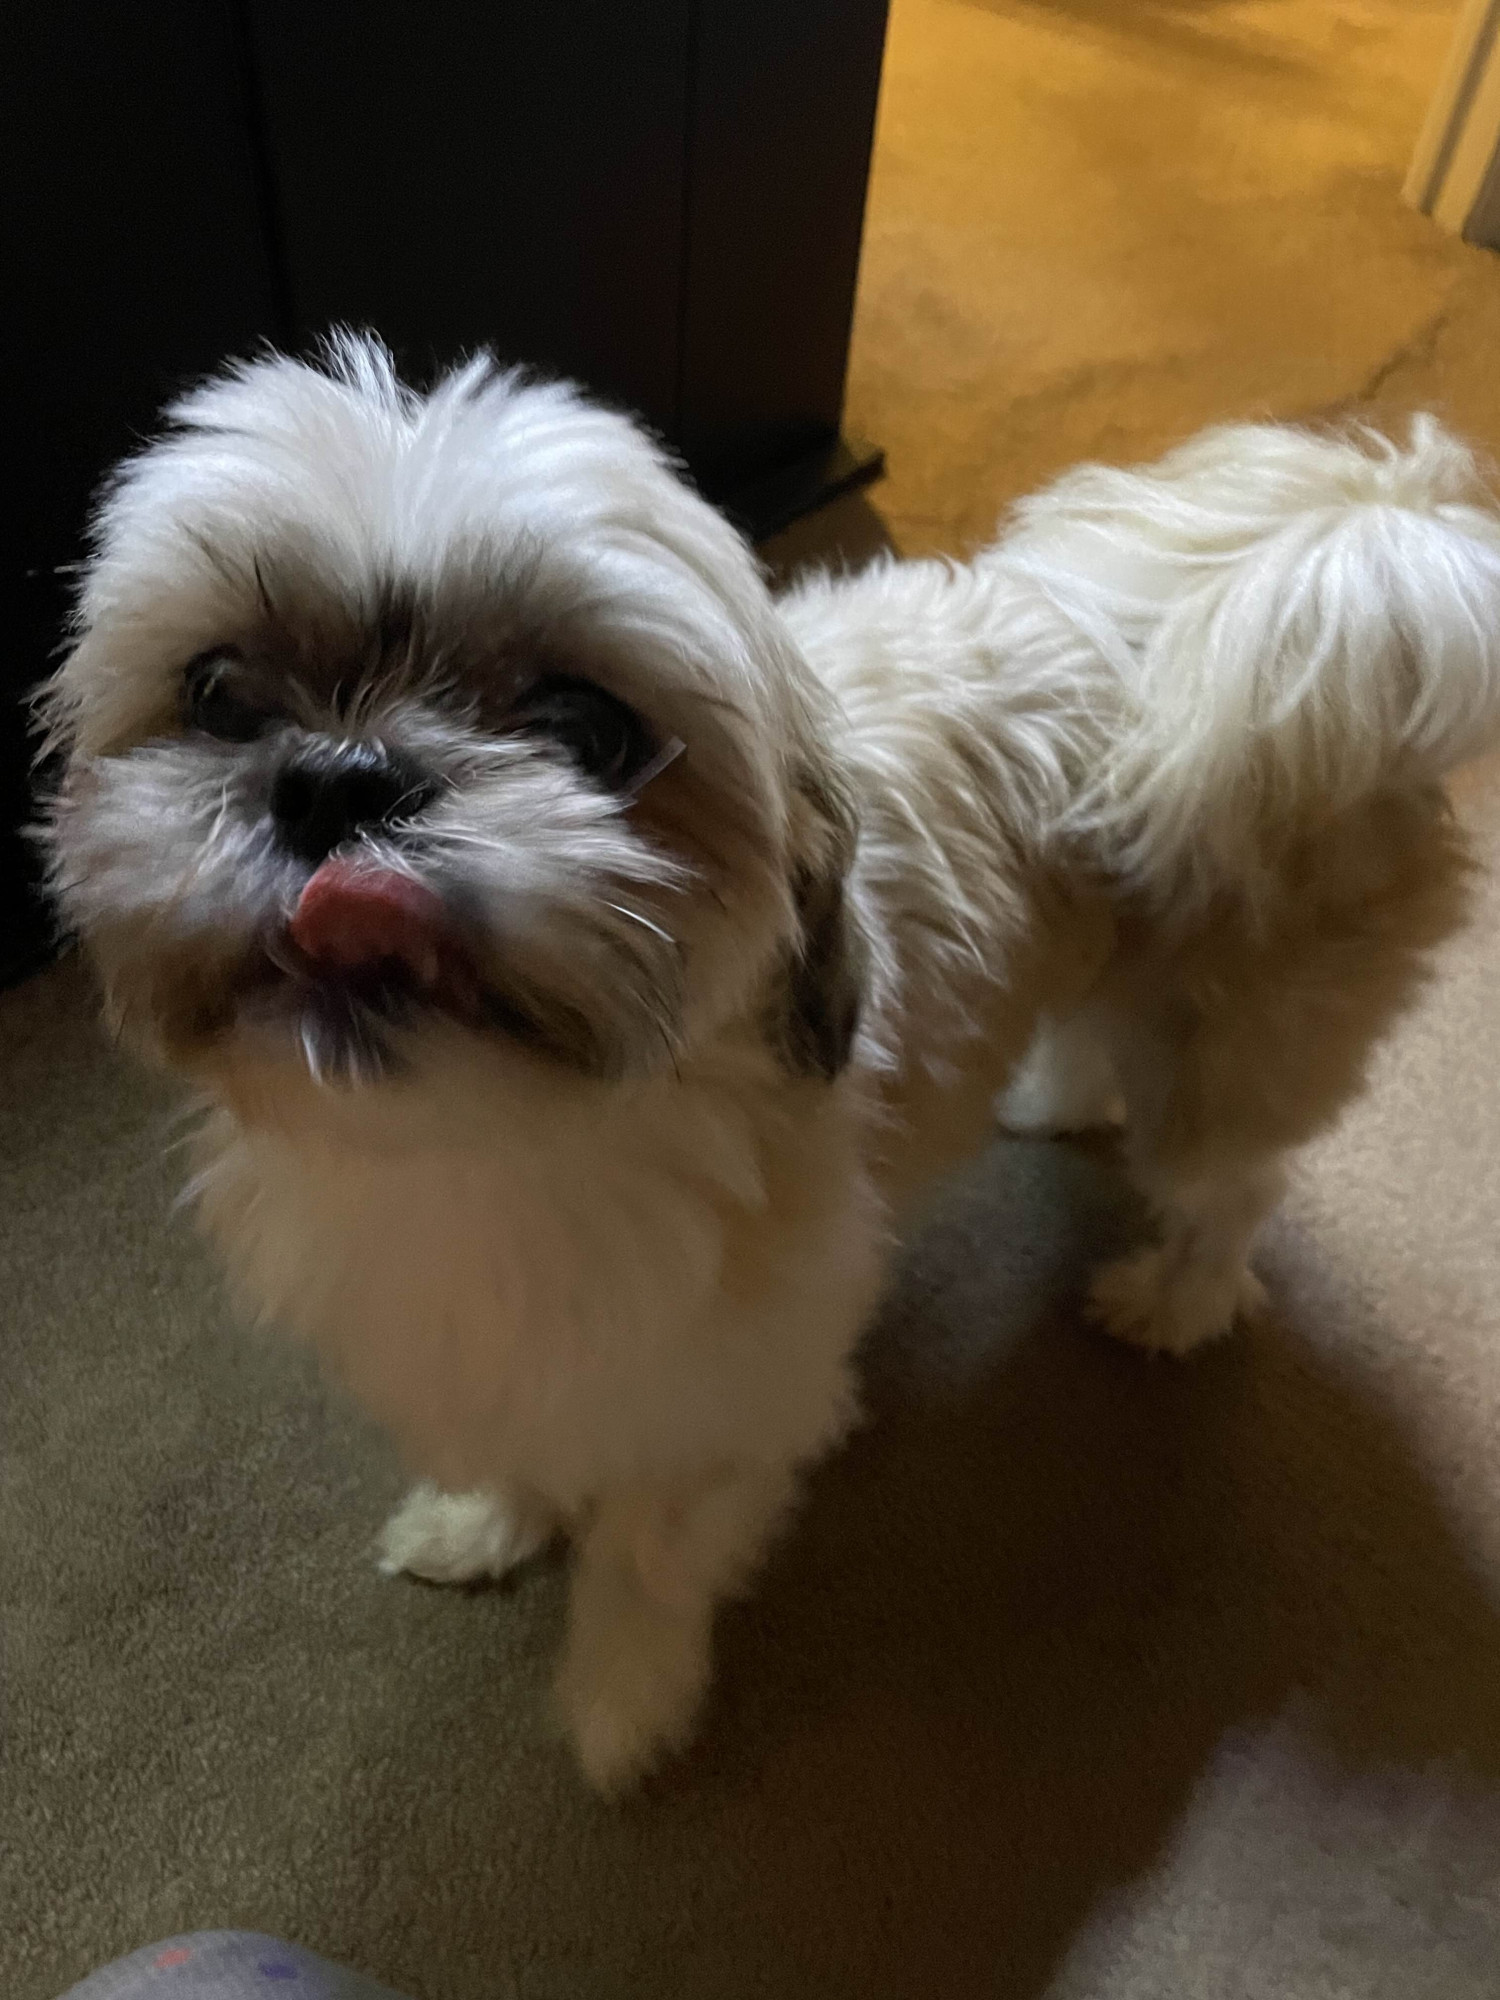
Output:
[41,336,862,1108]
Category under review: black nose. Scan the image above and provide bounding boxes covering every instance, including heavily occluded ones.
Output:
[270,739,437,864]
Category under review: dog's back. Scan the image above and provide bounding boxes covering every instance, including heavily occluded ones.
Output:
[783,418,1500,1349]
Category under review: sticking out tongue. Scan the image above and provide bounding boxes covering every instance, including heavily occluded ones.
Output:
[289,858,450,985]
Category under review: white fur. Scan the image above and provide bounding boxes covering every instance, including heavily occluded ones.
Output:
[45,340,1500,1789]
[995,1012,1124,1135]
[376,1482,553,1583]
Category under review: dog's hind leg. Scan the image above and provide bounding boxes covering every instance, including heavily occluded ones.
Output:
[995,1008,1125,1136]
[1086,791,1474,1355]
[1088,1157,1282,1356]
[1084,977,1289,1354]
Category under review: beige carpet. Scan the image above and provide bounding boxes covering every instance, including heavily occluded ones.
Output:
[9,3,1500,1996]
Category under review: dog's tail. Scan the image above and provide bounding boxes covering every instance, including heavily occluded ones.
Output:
[1014,416,1500,900]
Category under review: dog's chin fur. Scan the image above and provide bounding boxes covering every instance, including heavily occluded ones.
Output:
[41,334,1500,1790]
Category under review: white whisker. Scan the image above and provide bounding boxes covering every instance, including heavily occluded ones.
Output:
[600,901,676,945]
[623,735,686,796]
[299,1019,326,1085]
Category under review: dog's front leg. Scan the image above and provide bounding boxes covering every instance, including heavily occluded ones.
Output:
[554,1461,796,1793]
[376,1480,557,1584]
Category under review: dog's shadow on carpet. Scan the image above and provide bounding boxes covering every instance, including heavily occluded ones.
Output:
[636,1134,1500,1998]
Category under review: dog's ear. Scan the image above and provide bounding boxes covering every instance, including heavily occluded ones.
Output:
[774,763,866,1081]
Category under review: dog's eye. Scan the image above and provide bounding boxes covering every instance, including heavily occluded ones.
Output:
[512,674,656,789]
[184,650,280,743]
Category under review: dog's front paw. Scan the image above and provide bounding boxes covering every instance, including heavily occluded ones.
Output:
[376,1481,552,1584]
[1088,1248,1265,1357]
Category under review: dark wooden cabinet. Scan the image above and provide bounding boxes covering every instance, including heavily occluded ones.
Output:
[2,2,887,982]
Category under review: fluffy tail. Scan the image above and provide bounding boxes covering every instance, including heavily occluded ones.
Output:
[1012,416,1500,898]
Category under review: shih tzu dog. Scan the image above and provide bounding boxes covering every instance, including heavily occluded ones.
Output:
[41,334,1500,1790]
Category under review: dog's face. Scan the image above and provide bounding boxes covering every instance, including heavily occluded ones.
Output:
[42,337,861,1105]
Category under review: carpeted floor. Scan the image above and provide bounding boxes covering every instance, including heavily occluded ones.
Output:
[9,3,1500,1997]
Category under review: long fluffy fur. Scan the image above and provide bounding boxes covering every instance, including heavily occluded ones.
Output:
[41,337,1500,1788]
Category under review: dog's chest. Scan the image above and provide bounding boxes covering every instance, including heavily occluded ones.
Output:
[194,1116,735,1498]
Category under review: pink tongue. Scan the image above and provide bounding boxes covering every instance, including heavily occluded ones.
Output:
[290,859,447,978]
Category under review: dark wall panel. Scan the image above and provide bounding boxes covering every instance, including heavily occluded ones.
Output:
[3,4,282,979]
[245,2,694,423]
[678,0,888,486]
